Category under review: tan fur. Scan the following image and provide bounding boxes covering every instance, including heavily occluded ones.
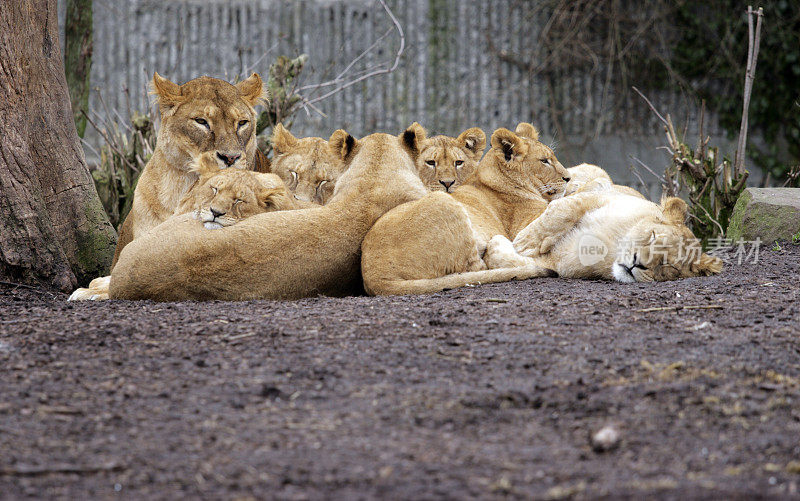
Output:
[484,192,722,282]
[68,153,297,302]
[565,163,646,199]
[174,152,306,229]
[416,128,486,192]
[108,126,430,301]
[111,72,267,267]
[270,123,345,205]
[361,123,570,296]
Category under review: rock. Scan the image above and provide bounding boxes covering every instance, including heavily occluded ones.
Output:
[727,188,800,243]
[591,425,621,452]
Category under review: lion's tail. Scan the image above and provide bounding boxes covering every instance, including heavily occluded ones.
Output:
[365,265,555,296]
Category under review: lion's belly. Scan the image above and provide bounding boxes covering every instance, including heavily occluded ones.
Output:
[552,196,656,279]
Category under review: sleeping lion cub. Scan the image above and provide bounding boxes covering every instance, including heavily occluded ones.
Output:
[485,192,722,282]
[416,128,486,192]
[69,154,300,301]
[175,153,307,229]
[270,123,345,205]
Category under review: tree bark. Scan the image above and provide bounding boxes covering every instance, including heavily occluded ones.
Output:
[0,0,117,291]
[64,0,92,138]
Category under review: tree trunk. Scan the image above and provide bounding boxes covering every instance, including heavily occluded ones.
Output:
[64,0,92,138]
[0,0,117,291]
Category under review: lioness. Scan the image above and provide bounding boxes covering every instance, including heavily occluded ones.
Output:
[270,123,345,205]
[68,154,298,301]
[360,123,571,296]
[111,72,266,266]
[484,192,722,282]
[416,128,486,192]
[565,163,645,199]
[108,125,430,301]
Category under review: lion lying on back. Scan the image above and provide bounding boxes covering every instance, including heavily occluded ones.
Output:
[69,154,300,300]
[485,192,722,282]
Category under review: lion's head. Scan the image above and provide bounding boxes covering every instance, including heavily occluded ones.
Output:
[176,153,294,229]
[482,123,570,200]
[152,72,266,171]
[612,198,723,282]
[416,128,486,192]
[270,123,344,205]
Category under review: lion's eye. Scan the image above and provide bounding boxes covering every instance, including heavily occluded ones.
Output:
[211,186,218,195]
[317,180,328,189]
[289,171,298,182]
[194,118,209,128]
[454,160,464,168]
[425,160,436,167]
[238,120,249,128]
[234,199,243,205]
[541,158,550,165]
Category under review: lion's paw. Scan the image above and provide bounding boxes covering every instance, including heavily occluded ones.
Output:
[485,235,529,269]
[68,276,110,301]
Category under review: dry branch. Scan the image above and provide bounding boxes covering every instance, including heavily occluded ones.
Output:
[734,6,764,177]
[299,0,405,107]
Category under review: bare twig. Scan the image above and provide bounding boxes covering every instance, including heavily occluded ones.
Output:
[691,198,726,236]
[300,0,405,106]
[632,86,669,127]
[630,156,667,184]
[628,164,649,195]
[0,462,125,477]
[635,305,724,313]
[0,281,48,292]
[734,6,764,177]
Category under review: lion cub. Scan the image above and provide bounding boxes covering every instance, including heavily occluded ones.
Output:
[269,123,345,205]
[175,153,307,229]
[68,154,302,301]
[361,123,570,296]
[485,193,722,282]
[416,128,486,192]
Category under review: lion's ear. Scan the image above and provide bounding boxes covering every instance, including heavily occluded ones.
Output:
[258,186,286,209]
[514,123,539,141]
[691,253,723,276]
[151,72,183,110]
[236,73,267,107]
[491,128,528,162]
[662,197,688,225]
[400,122,427,160]
[253,149,271,173]
[457,127,486,160]
[272,123,299,155]
[329,129,358,163]
[190,152,220,178]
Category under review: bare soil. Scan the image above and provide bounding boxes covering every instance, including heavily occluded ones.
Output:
[1,245,799,499]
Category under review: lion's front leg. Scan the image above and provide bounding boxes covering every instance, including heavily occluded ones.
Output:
[513,192,606,257]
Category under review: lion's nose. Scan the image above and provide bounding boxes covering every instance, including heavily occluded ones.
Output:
[210,207,226,218]
[216,151,241,167]
[439,179,455,191]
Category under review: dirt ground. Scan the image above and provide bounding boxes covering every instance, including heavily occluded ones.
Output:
[1,244,799,500]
